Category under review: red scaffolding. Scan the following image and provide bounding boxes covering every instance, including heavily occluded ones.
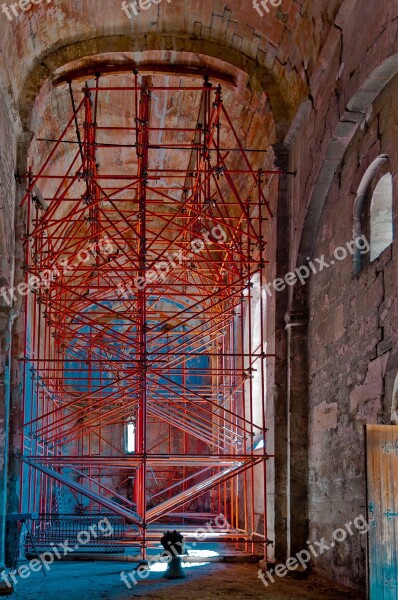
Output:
[20,73,277,558]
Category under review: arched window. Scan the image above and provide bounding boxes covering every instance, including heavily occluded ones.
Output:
[353,156,394,273]
[370,173,393,260]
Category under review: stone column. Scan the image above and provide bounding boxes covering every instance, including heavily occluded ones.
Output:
[5,132,32,570]
[271,141,310,562]
[271,144,290,561]
[285,310,309,558]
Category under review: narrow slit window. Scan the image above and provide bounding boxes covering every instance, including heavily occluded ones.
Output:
[125,422,136,454]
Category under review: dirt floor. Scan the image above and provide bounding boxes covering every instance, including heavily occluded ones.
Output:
[5,560,365,600]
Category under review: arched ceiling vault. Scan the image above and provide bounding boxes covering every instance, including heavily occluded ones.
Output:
[20,38,292,140]
[0,0,348,139]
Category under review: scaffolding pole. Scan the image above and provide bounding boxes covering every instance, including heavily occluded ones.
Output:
[19,73,277,556]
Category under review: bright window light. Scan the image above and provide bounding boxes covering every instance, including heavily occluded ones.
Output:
[254,439,264,450]
[149,561,210,572]
[187,549,219,558]
[126,422,136,453]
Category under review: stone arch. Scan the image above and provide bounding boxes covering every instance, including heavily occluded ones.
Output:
[278,53,398,567]
[296,54,398,273]
[17,34,292,139]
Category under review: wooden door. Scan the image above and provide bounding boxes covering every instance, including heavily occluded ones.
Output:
[367,424,398,599]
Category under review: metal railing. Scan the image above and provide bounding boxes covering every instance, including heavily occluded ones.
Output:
[25,514,126,555]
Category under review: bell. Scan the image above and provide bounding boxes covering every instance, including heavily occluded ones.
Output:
[164,556,186,579]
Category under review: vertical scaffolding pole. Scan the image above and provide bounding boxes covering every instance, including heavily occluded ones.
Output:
[136,77,151,558]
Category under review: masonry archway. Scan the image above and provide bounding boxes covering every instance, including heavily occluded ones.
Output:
[7,40,289,561]
[296,54,398,272]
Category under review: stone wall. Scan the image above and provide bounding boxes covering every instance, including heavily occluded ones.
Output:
[305,65,398,591]
[280,0,398,591]
[0,75,19,579]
